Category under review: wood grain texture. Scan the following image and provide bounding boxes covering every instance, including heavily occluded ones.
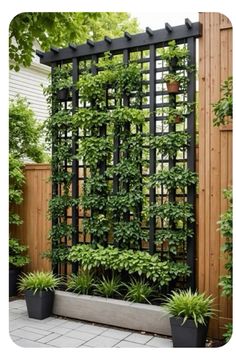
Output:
[198,12,232,339]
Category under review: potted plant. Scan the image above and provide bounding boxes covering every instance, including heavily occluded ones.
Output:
[163,73,187,94]
[159,40,189,68]
[9,238,30,297]
[162,289,215,347]
[18,271,61,319]
[53,65,72,101]
[165,103,193,124]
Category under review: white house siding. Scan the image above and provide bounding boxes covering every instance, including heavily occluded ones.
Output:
[9,60,50,122]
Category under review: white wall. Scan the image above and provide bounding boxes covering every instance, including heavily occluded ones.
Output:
[9,57,50,122]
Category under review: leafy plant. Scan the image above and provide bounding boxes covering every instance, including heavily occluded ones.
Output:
[9,238,30,268]
[213,77,232,126]
[159,40,189,67]
[66,269,94,294]
[48,195,79,219]
[76,137,113,168]
[161,103,193,124]
[113,220,148,248]
[162,289,215,327]
[42,245,69,264]
[95,274,122,298]
[150,132,190,158]
[124,278,153,303]
[148,202,194,223]
[111,107,145,126]
[218,188,232,297]
[222,322,232,343]
[49,223,75,240]
[72,108,111,130]
[83,215,110,241]
[148,166,198,191]
[68,244,190,284]
[18,271,61,294]
[163,73,189,92]
[155,229,193,255]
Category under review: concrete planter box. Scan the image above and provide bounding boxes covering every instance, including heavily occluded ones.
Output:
[53,290,171,336]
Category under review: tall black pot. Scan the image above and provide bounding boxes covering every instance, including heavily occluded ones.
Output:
[25,289,54,320]
[57,88,70,101]
[170,316,209,347]
[9,268,20,297]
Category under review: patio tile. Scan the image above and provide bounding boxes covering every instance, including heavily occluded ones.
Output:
[85,335,120,347]
[20,326,52,336]
[50,326,72,335]
[115,340,148,348]
[66,329,97,341]
[14,338,54,348]
[146,336,173,347]
[78,324,107,335]
[10,328,45,341]
[37,332,61,344]
[125,332,153,344]
[47,335,85,347]
[102,328,132,340]
[59,320,84,330]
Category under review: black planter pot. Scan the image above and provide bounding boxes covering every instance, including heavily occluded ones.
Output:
[170,316,209,347]
[9,268,20,297]
[57,88,70,101]
[25,289,54,320]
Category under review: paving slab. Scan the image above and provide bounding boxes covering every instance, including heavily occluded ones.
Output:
[85,335,121,347]
[47,335,85,347]
[9,298,173,348]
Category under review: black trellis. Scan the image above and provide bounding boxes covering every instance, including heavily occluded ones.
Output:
[38,19,202,290]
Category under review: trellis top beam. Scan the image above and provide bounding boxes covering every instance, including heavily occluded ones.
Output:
[37,21,202,66]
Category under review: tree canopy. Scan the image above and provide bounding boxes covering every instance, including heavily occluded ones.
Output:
[9,12,140,71]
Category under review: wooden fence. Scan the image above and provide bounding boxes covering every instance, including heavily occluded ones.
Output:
[198,12,232,338]
[10,13,232,339]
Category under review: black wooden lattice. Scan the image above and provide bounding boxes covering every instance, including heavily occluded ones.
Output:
[38,20,202,290]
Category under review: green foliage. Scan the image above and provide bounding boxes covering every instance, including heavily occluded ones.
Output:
[108,191,143,217]
[9,238,30,268]
[150,132,190,158]
[159,40,189,66]
[18,271,61,294]
[113,220,148,248]
[124,278,153,303]
[9,97,45,162]
[42,245,69,264]
[163,72,189,91]
[9,155,25,225]
[162,289,215,327]
[222,322,232,343]
[10,12,140,71]
[218,188,232,297]
[66,270,95,294]
[72,109,111,130]
[155,229,193,255]
[76,137,113,168]
[95,274,122,298]
[111,107,145,126]
[162,103,193,124]
[49,223,75,240]
[148,166,198,191]
[213,77,233,126]
[83,215,110,242]
[48,196,79,219]
[68,244,190,284]
[148,202,194,223]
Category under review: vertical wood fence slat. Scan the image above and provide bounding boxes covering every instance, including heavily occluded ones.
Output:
[10,164,52,273]
[198,12,232,339]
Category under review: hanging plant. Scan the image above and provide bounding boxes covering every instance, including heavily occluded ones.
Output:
[150,132,190,158]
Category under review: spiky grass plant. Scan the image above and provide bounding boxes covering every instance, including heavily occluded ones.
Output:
[124,278,153,304]
[18,271,61,294]
[162,289,215,327]
[66,269,94,295]
[95,274,122,298]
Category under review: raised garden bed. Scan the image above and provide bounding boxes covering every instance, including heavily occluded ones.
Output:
[53,290,171,336]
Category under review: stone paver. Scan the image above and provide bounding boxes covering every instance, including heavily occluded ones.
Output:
[9,298,173,348]
[85,335,121,347]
